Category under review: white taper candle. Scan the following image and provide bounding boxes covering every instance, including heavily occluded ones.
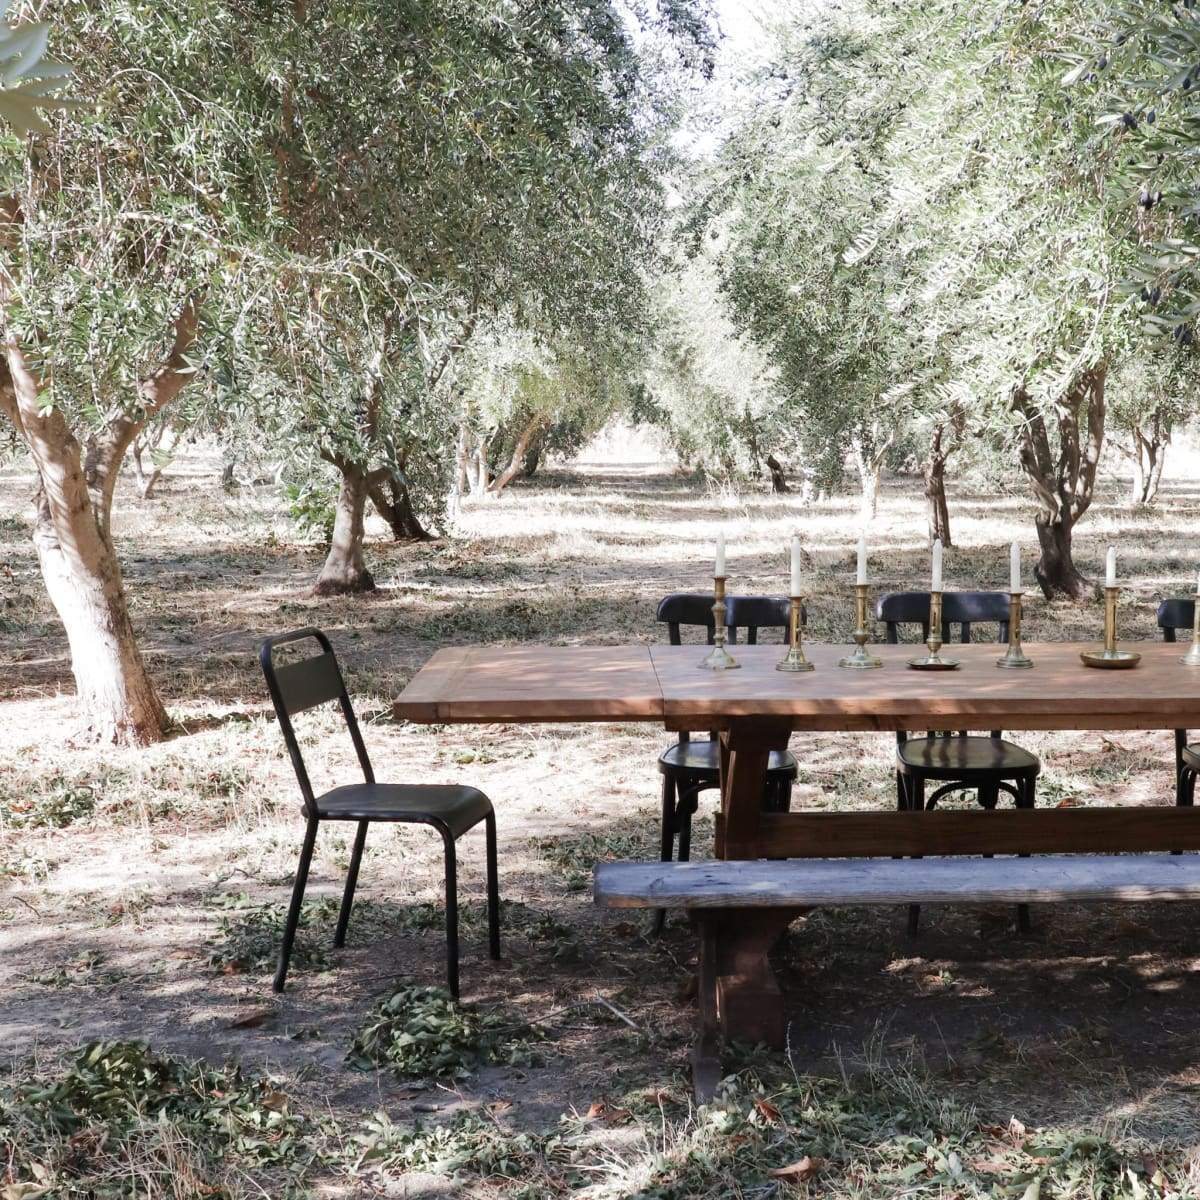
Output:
[931,537,943,593]
[857,532,867,585]
[791,537,802,596]
[1010,542,1021,593]
[1105,545,1116,588]
[715,533,726,578]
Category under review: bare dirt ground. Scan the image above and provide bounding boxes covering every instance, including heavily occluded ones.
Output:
[3,444,1200,1197]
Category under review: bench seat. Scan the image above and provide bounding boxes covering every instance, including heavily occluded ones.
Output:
[594,854,1200,909]
[594,853,1200,1101]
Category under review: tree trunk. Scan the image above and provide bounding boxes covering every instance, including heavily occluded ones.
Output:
[0,264,197,743]
[314,459,375,595]
[765,454,790,494]
[924,454,951,548]
[221,460,237,492]
[849,431,890,521]
[31,487,168,743]
[367,474,432,541]
[922,421,955,547]
[854,457,880,519]
[1013,366,1106,601]
[522,438,542,479]
[1129,450,1146,506]
[489,416,545,495]
[1147,439,1167,504]
[1127,418,1169,505]
[1034,512,1089,601]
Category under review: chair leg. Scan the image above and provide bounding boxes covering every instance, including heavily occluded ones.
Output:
[654,774,678,936]
[677,786,700,863]
[485,812,501,961]
[274,817,319,993]
[659,773,677,863]
[334,819,369,948]
[1176,730,1188,804]
[1179,764,1196,808]
[1016,776,1034,932]
[907,774,924,938]
[442,829,460,1000]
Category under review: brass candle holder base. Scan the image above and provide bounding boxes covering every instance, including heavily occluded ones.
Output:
[997,590,1033,669]
[776,595,814,672]
[908,590,960,670]
[839,582,883,669]
[1081,585,1141,670]
[700,576,740,670]
[1182,591,1200,665]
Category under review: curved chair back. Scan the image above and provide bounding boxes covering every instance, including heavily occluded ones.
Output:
[725,594,806,644]
[877,591,1010,645]
[1158,598,1194,643]
[657,592,808,646]
[656,593,717,645]
[260,627,373,816]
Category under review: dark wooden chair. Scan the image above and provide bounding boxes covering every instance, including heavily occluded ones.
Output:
[655,593,799,874]
[876,591,1039,934]
[260,627,500,998]
[1158,599,1199,807]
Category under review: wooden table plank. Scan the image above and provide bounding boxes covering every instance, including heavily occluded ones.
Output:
[392,647,472,723]
[396,640,1200,728]
[651,641,1200,730]
[595,855,1200,908]
[394,645,664,723]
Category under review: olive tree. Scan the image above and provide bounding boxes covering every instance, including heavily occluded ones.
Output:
[268,0,712,593]
[0,2,309,744]
[709,0,1144,594]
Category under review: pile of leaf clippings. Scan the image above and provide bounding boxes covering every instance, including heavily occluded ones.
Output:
[0,1040,320,1197]
[346,985,544,1079]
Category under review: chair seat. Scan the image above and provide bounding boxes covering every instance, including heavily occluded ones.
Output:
[315,783,492,838]
[1184,744,1200,773]
[658,739,798,778]
[897,736,1039,780]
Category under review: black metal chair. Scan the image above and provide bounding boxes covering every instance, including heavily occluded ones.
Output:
[877,591,1040,935]
[1158,599,1199,807]
[260,627,500,998]
[655,593,799,875]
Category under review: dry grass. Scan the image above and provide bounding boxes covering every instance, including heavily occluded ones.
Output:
[2,438,1200,1195]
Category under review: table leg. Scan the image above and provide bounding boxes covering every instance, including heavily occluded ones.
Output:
[712,716,801,1048]
[690,915,721,1101]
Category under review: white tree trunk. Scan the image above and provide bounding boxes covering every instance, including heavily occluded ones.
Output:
[0,278,198,745]
[32,490,167,743]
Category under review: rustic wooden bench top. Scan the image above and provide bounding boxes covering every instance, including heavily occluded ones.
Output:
[594,855,1200,908]
[394,641,1200,731]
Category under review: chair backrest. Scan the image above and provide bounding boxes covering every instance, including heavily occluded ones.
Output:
[656,592,806,646]
[725,594,807,645]
[1158,598,1194,643]
[876,590,1010,645]
[260,627,373,817]
[656,593,717,645]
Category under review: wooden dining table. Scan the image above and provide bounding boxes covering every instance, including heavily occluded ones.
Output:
[395,639,1200,1045]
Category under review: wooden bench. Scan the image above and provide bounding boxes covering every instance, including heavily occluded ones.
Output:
[594,852,1200,1099]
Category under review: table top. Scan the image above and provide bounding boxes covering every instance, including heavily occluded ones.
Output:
[393,641,1200,731]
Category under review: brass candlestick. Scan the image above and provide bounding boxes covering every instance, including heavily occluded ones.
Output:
[997,591,1033,669]
[839,582,882,669]
[1081,585,1141,669]
[908,589,960,670]
[699,576,740,670]
[776,595,814,672]
[1182,592,1200,666]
